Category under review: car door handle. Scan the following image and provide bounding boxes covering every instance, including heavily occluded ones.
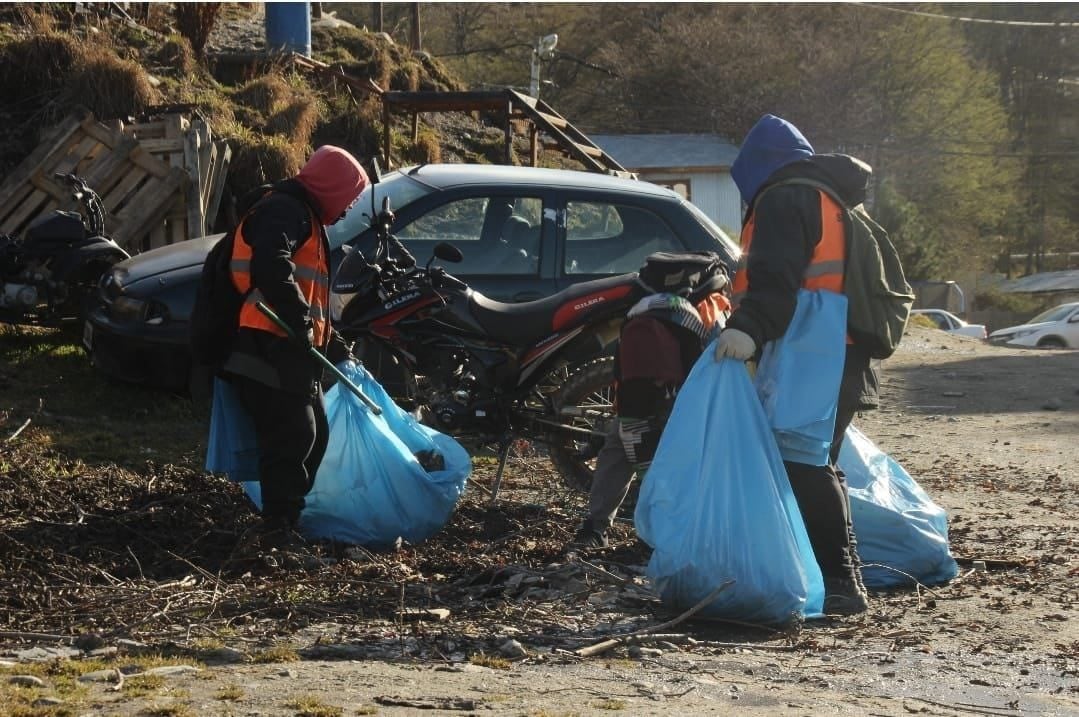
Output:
[513,291,543,302]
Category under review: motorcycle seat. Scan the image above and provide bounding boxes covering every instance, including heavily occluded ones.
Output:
[468,273,643,345]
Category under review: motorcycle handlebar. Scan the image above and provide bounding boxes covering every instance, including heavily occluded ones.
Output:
[53,173,106,238]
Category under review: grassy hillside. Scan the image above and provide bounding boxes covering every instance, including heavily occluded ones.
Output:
[0,4,526,217]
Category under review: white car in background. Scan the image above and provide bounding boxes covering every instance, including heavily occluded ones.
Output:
[910,309,987,340]
[988,302,1079,349]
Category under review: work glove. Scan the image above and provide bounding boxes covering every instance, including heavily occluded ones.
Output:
[714,328,756,362]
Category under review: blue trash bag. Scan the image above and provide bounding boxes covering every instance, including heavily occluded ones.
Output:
[754,289,847,466]
[205,377,259,484]
[241,362,471,547]
[635,350,825,624]
[839,425,959,588]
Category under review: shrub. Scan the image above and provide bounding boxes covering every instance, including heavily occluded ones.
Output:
[173,3,222,56]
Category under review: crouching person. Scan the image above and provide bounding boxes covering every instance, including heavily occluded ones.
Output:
[569,286,729,549]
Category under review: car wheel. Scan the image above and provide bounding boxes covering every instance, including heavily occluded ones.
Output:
[1037,337,1067,349]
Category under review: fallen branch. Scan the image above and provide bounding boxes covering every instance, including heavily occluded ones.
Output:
[574,580,735,658]
[905,696,1020,716]
[0,630,73,643]
[105,667,124,692]
[573,557,630,586]
[5,418,31,442]
[953,555,1034,570]
[860,563,946,599]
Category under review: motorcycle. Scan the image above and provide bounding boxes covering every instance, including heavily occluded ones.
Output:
[0,173,130,327]
[331,199,653,498]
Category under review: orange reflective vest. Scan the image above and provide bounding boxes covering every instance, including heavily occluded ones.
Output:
[230,207,330,346]
[731,189,846,307]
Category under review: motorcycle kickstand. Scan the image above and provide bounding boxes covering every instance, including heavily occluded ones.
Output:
[488,439,513,505]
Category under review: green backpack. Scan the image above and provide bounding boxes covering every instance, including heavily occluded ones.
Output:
[763,178,915,359]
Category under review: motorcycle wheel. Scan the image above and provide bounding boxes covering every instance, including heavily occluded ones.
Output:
[548,357,616,493]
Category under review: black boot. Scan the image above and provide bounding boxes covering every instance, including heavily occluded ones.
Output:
[823,577,869,616]
[568,518,609,550]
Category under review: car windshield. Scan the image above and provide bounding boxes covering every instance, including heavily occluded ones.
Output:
[680,199,741,262]
[326,172,434,250]
[1028,304,1078,324]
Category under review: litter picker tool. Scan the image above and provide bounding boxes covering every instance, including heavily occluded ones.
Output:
[255,301,382,415]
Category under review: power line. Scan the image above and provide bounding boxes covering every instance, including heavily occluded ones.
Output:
[848,2,1079,28]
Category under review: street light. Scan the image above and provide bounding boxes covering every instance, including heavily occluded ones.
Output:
[529,33,558,98]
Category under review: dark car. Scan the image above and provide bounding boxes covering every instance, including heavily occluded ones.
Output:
[83,163,740,392]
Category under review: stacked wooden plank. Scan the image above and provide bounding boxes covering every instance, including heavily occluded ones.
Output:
[120,113,232,249]
[0,109,231,254]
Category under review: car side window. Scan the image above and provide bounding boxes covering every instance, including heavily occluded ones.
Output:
[564,202,684,275]
[926,312,948,330]
[396,196,542,275]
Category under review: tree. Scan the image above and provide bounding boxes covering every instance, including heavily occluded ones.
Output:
[960,3,1079,274]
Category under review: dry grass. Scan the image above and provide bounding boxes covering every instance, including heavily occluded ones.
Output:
[153,34,197,76]
[234,74,292,116]
[215,684,244,701]
[248,645,301,664]
[172,3,221,56]
[267,97,323,147]
[64,51,158,119]
[226,130,306,188]
[286,695,343,717]
[469,652,512,670]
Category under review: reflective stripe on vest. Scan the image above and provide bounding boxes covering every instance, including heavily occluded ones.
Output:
[230,210,330,345]
[730,189,846,308]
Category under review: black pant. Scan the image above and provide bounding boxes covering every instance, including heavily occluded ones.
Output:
[784,364,865,582]
[233,376,329,525]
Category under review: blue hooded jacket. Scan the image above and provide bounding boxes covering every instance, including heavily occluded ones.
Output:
[730,114,814,205]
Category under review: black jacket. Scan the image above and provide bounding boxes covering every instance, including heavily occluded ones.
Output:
[223,179,350,395]
[727,154,879,409]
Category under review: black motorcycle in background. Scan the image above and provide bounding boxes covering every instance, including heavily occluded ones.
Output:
[0,173,129,327]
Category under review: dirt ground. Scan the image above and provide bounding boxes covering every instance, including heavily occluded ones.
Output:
[2,325,1077,716]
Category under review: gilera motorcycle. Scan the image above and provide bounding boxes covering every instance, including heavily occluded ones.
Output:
[331,199,651,499]
[0,173,129,327]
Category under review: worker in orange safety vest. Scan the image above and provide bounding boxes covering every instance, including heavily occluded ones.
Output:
[222,146,368,556]
[718,114,880,616]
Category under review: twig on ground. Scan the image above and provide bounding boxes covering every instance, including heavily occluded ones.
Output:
[5,418,31,442]
[0,630,73,643]
[575,580,735,658]
[105,668,124,692]
[906,697,1020,716]
[860,563,947,599]
[572,557,630,586]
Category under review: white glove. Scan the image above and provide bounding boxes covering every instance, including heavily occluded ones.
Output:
[714,328,756,362]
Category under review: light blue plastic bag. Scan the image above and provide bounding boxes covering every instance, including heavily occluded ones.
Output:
[839,425,959,588]
[635,349,825,625]
[205,377,259,484]
[755,289,847,465]
[232,363,471,547]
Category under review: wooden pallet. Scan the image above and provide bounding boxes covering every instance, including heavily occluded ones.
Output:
[0,109,232,254]
[0,111,188,253]
[120,113,232,249]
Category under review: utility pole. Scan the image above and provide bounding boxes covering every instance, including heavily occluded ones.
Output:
[410,3,421,51]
